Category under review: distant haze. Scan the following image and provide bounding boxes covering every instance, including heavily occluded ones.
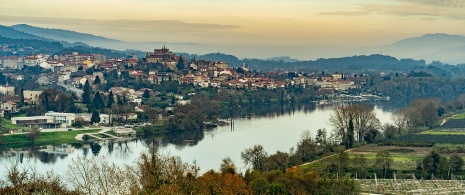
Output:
[1,0,465,60]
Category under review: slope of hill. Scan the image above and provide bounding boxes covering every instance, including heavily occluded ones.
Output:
[367,33,465,64]
[11,24,121,44]
[0,25,50,41]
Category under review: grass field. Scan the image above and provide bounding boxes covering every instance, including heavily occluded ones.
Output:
[302,145,433,172]
[2,129,101,146]
[422,131,465,135]
[451,113,465,120]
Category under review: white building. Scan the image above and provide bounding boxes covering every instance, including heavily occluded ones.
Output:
[99,114,110,124]
[0,85,15,96]
[45,111,76,126]
[24,90,43,104]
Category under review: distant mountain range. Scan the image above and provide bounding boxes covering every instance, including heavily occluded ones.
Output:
[1,24,465,64]
[365,33,465,64]
[10,24,120,44]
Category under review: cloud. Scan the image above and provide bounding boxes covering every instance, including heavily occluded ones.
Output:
[0,15,239,33]
[318,0,465,20]
[397,0,465,8]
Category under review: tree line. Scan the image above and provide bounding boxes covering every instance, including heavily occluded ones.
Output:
[0,151,359,195]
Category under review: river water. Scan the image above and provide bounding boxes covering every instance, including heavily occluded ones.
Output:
[0,102,394,178]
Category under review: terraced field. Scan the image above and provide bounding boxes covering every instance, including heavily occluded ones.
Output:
[359,179,465,194]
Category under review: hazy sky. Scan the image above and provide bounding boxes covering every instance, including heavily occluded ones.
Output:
[1,0,465,59]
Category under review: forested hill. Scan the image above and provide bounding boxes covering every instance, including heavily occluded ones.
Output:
[0,36,64,55]
[0,25,50,41]
[11,24,121,44]
[52,46,127,58]
[0,36,130,58]
[180,52,429,72]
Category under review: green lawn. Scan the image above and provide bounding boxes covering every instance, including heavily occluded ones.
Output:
[451,113,465,120]
[302,152,425,172]
[423,131,465,135]
[1,118,19,130]
[2,129,101,146]
[106,130,117,136]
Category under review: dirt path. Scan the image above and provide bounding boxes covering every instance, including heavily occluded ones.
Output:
[289,148,357,170]
[440,114,457,126]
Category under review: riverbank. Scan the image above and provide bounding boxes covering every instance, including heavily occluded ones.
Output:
[1,129,101,148]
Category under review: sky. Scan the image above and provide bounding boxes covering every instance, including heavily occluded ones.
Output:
[1,0,465,59]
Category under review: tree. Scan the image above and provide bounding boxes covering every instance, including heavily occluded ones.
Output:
[107,91,114,108]
[336,151,350,177]
[66,156,135,195]
[94,75,101,85]
[1,164,75,194]
[91,92,105,111]
[347,116,355,148]
[296,130,319,163]
[176,56,186,70]
[329,104,380,147]
[315,128,327,146]
[26,127,41,142]
[220,157,236,175]
[71,119,83,128]
[82,80,91,104]
[171,95,176,105]
[422,151,448,177]
[241,145,268,171]
[143,89,150,99]
[352,154,368,179]
[383,124,397,139]
[375,150,392,178]
[449,154,464,175]
[19,88,24,104]
[91,110,100,125]
[391,110,408,134]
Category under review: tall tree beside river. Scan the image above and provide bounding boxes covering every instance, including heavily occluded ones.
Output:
[329,104,381,148]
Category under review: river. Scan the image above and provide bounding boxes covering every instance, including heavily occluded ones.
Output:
[0,102,394,178]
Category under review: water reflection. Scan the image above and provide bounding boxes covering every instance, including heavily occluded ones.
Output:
[0,101,395,176]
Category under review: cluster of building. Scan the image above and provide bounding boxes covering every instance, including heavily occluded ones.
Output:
[10,111,135,129]
[0,47,374,130]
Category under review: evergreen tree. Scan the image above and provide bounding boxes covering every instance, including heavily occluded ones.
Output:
[107,91,114,108]
[82,80,91,104]
[94,75,101,85]
[143,89,150,98]
[117,95,123,106]
[92,91,105,111]
[91,110,100,124]
[176,56,185,70]
[171,95,176,105]
[348,117,355,148]
[20,88,24,104]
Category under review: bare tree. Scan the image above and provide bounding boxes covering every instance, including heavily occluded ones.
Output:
[391,109,408,134]
[241,145,268,171]
[26,126,41,142]
[329,104,380,147]
[66,156,135,195]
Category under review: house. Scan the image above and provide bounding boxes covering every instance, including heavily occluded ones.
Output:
[11,116,61,129]
[132,98,142,105]
[0,85,15,96]
[2,57,19,69]
[1,101,18,113]
[38,76,51,85]
[24,90,43,104]
[45,111,76,126]
[75,113,92,122]
[99,114,110,124]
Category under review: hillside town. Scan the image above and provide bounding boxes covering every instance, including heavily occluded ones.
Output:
[0,46,385,131]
